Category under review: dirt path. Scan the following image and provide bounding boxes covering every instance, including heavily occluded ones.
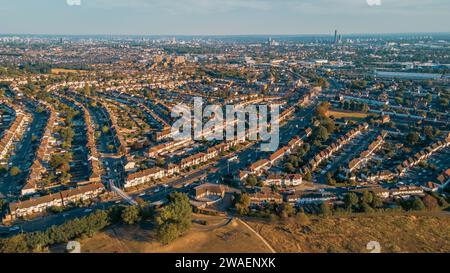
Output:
[237,218,276,253]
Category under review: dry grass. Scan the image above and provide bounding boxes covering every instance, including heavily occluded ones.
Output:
[52,213,450,253]
[247,214,450,253]
[326,110,368,119]
[51,68,87,74]
[61,215,270,253]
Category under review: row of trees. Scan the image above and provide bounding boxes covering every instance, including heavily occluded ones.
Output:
[340,100,369,113]
[234,190,448,223]
[343,191,384,213]
[0,210,110,253]
[235,193,297,219]
[0,192,194,252]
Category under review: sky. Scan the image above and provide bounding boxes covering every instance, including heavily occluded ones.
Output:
[0,0,449,35]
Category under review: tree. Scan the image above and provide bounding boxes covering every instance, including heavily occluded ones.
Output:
[422,195,439,211]
[0,199,4,214]
[276,203,295,219]
[371,194,384,209]
[155,158,166,167]
[156,193,192,245]
[321,117,336,134]
[26,232,50,253]
[102,126,110,134]
[326,171,336,186]
[343,101,350,110]
[245,175,258,188]
[49,155,68,170]
[284,163,296,174]
[121,206,141,225]
[10,166,21,177]
[235,193,251,215]
[0,235,28,253]
[361,191,373,204]
[315,77,330,89]
[59,127,75,142]
[316,126,330,142]
[316,102,331,117]
[361,202,374,213]
[406,132,420,145]
[411,198,426,211]
[430,192,448,207]
[439,98,449,108]
[319,202,332,217]
[344,193,358,209]
[423,126,434,140]
[361,103,369,113]
[304,172,312,181]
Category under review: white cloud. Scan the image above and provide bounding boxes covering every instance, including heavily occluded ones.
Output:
[66,0,82,6]
[367,0,382,6]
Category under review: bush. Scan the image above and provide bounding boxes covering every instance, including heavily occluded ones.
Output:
[9,166,21,177]
[296,211,310,226]
[411,198,426,211]
[360,202,374,213]
[319,202,332,217]
[235,193,251,216]
[121,206,141,225]
[422,195,439,211]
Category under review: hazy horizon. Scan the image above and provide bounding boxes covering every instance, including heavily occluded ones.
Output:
[1,0,449,36]
[1,32,450,37]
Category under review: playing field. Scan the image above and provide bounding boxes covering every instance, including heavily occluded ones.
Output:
[326,110,369,119]
[51,68,87,74]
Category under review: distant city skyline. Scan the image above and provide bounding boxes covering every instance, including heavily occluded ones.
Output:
[1,0,449,35]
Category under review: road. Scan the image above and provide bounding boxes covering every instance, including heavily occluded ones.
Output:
[0,98,49,197]
[0,93,317,236]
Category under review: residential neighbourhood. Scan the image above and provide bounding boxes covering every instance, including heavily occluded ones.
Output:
[0,28,449,255]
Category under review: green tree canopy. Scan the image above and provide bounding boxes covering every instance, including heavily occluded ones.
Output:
[156,192,192,245]
[121,206,141,225]
[344,192,359,209]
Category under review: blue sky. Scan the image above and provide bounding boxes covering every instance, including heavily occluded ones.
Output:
[0,0,449,35]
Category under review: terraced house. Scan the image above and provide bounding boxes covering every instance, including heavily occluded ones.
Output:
[5,183,105,222]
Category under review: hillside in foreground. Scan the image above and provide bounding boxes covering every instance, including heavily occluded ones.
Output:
[247,213,450,253]
[55,212,450,253]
